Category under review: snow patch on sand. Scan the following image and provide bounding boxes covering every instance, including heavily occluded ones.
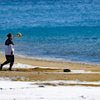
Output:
[3,63,58,69]
[2,63,100,73]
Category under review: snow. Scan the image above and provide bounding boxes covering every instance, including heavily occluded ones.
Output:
[0,81,100,100]
[34,80,100,86]
[0,63,100,100]
[4,63,58,69]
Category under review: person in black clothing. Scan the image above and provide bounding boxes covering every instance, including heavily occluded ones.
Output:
[0,33,14,71]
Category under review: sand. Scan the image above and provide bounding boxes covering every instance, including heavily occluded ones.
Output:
[0,54,100,82]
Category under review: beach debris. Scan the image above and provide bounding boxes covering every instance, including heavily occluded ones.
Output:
[39,85,45,88]
[34,67,39,69]
[63,69,71,72]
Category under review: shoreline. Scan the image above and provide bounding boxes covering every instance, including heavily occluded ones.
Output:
[0,52,100,65]
[0,54,100,71]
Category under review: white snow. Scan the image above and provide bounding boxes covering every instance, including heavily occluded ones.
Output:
[71,70,97,73]
[3,63,58,69]
[0,81,100,100]
[34,80,100,86]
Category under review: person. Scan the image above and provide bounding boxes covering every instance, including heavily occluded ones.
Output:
[0,33,14,71]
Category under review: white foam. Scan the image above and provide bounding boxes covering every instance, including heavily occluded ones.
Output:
[15,53,72,62]
[0,51,4,55]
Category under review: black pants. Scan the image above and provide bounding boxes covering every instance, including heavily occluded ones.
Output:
[1,55,14,70]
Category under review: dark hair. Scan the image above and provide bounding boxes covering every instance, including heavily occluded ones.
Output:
[7,33,12,38]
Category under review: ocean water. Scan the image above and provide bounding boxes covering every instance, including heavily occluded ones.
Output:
[0,0,100,64]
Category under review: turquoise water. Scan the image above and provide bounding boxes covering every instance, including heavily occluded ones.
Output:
[0,0,100,64]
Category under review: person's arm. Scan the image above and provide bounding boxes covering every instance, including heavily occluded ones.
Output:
[9,44,14,55]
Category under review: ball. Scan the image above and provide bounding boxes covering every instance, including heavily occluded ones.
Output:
[16,33,22,38]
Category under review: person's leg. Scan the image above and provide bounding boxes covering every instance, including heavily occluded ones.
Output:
[9,62,14,70]
[1,61,9,66]
[0,55,10,70]
[9,55,14,70]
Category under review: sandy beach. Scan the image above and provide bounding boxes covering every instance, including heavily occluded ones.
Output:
[0,54,100,100]
[0,54,100,84]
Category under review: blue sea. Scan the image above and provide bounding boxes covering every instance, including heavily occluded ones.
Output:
[0,0,100,64]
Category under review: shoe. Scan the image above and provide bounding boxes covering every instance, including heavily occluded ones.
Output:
[0,64,3,70]
[8,68,12,71]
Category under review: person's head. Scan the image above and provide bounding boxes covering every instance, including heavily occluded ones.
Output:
[7,33,13,39]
